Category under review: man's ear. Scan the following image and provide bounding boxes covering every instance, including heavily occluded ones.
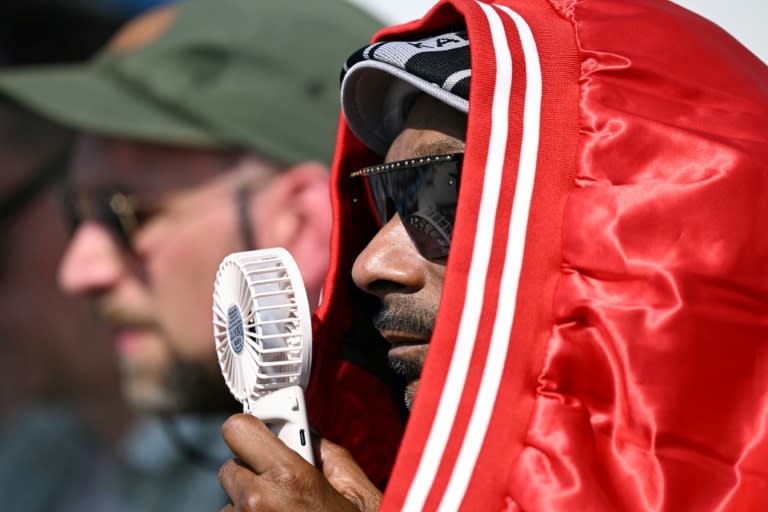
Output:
[249,162,332,308]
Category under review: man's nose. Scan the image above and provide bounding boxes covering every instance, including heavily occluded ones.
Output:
[58,221,126,296]
[351,214,426,298]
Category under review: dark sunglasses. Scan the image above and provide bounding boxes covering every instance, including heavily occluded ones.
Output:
[351,153,462,260]
[58,183,256,251]
[57,188,150,249]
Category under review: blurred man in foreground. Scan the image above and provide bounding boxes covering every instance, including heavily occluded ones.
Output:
[0,0,392,510]
[0,102,129,511]
[218,0,768,510]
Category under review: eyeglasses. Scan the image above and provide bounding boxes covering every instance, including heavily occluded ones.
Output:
[351,153,462,260]
[58,182,258,251]
[57,188,154,249]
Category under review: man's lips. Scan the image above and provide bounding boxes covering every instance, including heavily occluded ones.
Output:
[379,331,429,348]
[113,327,152,355]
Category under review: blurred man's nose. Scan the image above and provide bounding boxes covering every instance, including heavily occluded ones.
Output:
[58,222,126,296]
[352,214,426,298]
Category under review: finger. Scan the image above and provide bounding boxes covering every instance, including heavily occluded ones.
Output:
[220,457,319,512]
[220,506,234,512]
[320,438,370,485]
[221,414,304,474]
[218,458,265,503]
[319,438,382,512]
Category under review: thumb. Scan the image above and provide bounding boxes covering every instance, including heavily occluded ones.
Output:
[318,438,383,512]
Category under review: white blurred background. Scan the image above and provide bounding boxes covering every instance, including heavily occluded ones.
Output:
[351,0,767,63]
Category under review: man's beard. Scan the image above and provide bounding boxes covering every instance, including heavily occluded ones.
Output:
[101,300,239,416]
[163,354,239,415]
[372,295,436,408]
[120,348,238,416]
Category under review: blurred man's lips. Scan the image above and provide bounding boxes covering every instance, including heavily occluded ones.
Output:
[114,328,151,355]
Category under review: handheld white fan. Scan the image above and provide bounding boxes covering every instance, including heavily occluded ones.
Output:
[212,248,314,465]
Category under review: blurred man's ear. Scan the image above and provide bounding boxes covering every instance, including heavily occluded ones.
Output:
[248,161,331,308]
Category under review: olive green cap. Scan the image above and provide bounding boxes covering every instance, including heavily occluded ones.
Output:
[0,0,381,166]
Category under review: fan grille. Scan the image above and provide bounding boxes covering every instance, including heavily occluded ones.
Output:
[212,249,312,405]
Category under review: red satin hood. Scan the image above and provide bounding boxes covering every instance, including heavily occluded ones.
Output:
[311,0,768,509]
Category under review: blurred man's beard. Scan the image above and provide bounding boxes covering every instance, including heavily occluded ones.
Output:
[101,301,239,415]
[120,341,239,416]
[372,295,435,410]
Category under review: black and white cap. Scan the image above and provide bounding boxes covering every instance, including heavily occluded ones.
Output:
[340,31,470,155]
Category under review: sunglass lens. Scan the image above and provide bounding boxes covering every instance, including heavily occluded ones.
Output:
[402,212,452,259]
[56,191,133,248]
[366,156,460,259]
[98,195,133,247]
[56,188,81,235]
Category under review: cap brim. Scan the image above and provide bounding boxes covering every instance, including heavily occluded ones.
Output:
[341,60,469,156]
[0,64,220,148]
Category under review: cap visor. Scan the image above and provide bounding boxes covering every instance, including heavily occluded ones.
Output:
[341,60,469,155]
[0,64,218,148]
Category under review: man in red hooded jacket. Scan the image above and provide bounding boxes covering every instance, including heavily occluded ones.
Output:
[218,1,768,511]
